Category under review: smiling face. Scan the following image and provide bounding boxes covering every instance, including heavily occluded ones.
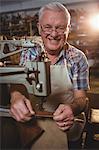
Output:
[38,10,69,54]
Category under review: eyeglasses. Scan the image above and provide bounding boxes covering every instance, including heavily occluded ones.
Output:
[41,25,67,35]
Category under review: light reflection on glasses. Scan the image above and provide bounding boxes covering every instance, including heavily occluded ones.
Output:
[41,25,67,35]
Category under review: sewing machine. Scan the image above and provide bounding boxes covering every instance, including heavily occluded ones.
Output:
[0,39,51,115]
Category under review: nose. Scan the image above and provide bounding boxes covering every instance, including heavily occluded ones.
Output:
[50,28,58,37]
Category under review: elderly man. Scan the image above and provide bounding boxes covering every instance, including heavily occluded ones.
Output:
[10,2,89,149]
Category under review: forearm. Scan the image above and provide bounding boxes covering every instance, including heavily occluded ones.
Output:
[70,96,88,116]
[10,84,29,100]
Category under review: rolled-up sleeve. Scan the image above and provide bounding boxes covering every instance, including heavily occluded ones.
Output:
[72,51,89,90]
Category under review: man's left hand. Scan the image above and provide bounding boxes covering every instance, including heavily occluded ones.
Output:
[53,104,74,131]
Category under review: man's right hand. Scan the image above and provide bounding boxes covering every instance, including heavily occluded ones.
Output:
[10,91,35,122]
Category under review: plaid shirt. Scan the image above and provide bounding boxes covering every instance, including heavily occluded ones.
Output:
[20,43,89,90]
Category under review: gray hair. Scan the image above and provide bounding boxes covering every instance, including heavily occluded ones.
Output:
[39,2,71,25]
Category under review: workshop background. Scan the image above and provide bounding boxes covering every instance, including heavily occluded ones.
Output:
[0,0,99,149]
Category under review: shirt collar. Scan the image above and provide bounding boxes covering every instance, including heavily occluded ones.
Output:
[55,42,70,62]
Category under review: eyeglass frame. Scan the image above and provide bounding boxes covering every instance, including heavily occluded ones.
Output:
[40,24,69,35]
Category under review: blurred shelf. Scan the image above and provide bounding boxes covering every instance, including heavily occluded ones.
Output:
[88,77,99,94]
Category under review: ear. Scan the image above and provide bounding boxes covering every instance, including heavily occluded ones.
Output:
[68,24,71,32]
[37,22,41,35]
